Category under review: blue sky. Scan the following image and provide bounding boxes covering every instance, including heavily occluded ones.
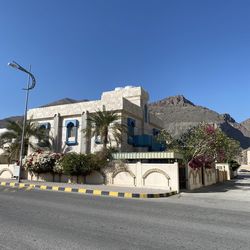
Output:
[0,0,250,122]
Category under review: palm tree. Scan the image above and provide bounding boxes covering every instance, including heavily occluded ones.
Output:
[0,119,47,163]
[85,109,125,149]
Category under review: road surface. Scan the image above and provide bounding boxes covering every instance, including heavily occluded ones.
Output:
[0,173,250,250]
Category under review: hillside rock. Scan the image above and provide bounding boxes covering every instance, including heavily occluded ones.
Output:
[149,95,250,149]
[241,118,250,131]
[153,95,195,107]
[0,116,23,129]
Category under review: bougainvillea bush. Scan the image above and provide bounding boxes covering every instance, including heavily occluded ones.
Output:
[158,123,241,169]
[24,148,112,177]
[24,150,63,174]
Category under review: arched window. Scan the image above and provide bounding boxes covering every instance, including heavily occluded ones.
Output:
[67,122,75,138]
[65,120,78,145]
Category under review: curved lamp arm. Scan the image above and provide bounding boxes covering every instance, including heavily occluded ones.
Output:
[8,61,36,90]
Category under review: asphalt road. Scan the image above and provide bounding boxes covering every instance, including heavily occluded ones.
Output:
[0,174,250,250]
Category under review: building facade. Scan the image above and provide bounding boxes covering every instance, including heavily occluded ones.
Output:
[27,86,164,154]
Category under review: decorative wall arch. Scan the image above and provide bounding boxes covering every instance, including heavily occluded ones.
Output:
[142,168,170,187]
[112,169,136,179]
[205,169,212,182]
[189,168,200,185]
[0,168,13,178]
[112,169,136,186]
[142,168,170,180]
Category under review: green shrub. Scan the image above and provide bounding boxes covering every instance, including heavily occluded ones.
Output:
[60,152,80,176]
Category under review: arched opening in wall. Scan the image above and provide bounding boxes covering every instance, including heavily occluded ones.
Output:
[143,169,170,189]
[65,120,78,145]
[0,169,13,179]
[112,170,135,186]
[179,166,187,189]
[67,123,75,138]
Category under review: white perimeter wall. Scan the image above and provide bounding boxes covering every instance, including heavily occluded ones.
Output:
[25,162,179,192]
[109,162,179,192]
[0,164,15,179]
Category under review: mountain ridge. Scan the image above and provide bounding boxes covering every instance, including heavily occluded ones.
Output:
[149,95,250,149]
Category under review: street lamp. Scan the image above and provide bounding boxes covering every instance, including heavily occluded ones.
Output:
[8,61,36,182]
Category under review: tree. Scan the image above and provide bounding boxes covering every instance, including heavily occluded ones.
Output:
[85,108,125,149]
[0,119,48,163]
[59,152,94,182]
[158,123,241,169]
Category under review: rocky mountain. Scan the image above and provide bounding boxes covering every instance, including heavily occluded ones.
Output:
[241,118,250,131]
[0,116,23,129]
[149,95,250,149]
[41,98,88,107]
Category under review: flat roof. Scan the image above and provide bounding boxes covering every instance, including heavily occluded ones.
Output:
[112,151,183,160]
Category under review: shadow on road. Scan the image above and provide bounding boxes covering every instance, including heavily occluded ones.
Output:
[185,173,250,193]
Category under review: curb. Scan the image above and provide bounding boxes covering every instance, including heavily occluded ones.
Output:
[0,181,177,199]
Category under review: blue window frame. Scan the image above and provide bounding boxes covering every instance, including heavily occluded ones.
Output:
[127,118,135,145]
[65,120,78,145]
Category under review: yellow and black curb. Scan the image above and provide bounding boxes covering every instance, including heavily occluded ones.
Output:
[0,181,177,199]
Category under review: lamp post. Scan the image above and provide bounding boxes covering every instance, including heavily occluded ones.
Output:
[8,61,36,182]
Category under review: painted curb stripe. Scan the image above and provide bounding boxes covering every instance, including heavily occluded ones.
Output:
[78,188,86,193]
[0,181,177,199]
[101,191,109,196]
[40,185,47,190]
[65,187,72,192]
[124,193,132,198]
[109,191,118,197]
[86,189,93,194]
[93,190,102,195]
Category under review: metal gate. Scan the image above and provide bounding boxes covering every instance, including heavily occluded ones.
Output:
[179,166,187,189]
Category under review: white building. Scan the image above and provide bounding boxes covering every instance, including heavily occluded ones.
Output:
[27,86,164,154]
